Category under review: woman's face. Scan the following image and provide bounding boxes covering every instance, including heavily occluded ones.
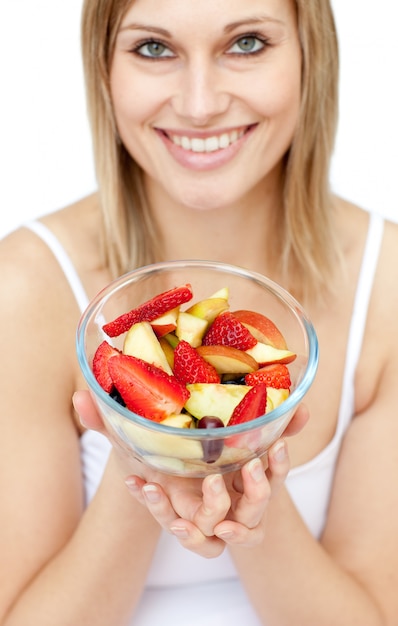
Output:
[110,0,302,211]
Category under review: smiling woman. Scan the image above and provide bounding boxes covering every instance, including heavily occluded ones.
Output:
[1,1,398,625]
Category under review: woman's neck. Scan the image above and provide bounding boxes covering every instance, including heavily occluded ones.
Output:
[145,169,284,277]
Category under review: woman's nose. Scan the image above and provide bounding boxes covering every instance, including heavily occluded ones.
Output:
[171,59,231,126]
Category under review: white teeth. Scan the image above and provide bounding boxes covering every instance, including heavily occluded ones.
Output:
[171,130,244,153]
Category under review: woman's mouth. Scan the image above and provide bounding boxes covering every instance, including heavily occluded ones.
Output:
[155,124,256,171]
[169,128,246,153]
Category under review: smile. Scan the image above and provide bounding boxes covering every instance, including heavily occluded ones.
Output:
[168,128,247,153]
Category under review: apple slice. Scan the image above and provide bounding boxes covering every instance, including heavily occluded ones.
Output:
[160,413,194,428]
[186,297,229,324]
[246,342,296,366]
[175,311,208,347]
[123,321,173,374]
[196,345,258,375]
[232,310,288,349]
[150,307,179,338]
[184,383,250,424]
[266,387,290,410]
[159,336,175,370]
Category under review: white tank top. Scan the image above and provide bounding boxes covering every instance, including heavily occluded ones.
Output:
[24,213,384,625]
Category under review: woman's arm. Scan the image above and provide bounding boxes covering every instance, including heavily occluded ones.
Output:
[0,231,160,625]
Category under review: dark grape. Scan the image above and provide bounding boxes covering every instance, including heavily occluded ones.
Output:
[222,375,246,385]
[109,386,126,407]
[198,415,224,463]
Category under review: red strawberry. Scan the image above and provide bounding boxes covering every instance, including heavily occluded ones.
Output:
[173,340,220,384]
[107,354,190,421]
[245,364,291,389]
[92,340,120,392]
[227,383,267,426]
[103,284,193,337]
[202,311,257,351]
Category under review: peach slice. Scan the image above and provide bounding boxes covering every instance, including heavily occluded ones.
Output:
[196,345,258,375]
[246,342,296,366]
[232,310,288,349]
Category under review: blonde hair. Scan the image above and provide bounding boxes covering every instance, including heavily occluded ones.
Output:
[81,0,341,301]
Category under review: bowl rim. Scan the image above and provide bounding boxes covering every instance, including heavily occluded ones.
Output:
[76,259,319,438]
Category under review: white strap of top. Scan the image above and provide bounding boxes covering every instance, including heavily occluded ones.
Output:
[24,220,90,314]
[337,212,384,433]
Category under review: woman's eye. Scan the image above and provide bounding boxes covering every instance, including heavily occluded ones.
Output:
[228,35,266,55]
[135,41,174,58]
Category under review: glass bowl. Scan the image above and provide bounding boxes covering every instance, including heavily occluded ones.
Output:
[76,260,318,477]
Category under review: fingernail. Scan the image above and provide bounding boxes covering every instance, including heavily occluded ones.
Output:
[272,440,287,463]
[125,477,140,493]
[170,526,189,539]
[143,484,161,503]
[217,529,234,540]
[209,474,223,494]
[248,458,264,482]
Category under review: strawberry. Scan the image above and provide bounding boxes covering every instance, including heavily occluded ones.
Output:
[173,340,220,385]
[103,284,193,337]
[245,364,291,389]
[227,383,267,426]
[92,340,120,392]
[107,354,190,421]
[202,311,257,351]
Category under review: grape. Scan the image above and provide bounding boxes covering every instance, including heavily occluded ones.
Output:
[198,416,224,463]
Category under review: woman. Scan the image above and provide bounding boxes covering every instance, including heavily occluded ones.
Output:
[1,0,397,624]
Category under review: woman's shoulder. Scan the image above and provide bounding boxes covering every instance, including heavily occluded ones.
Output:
[0,193,108,303]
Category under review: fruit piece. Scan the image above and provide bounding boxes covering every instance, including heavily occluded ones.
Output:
[246,342,296,365]
[227,383,267,426]
[173,340,220,384]
[92,340,120,392]
[208,287,229,300]
[184,383,250,424]
[196,345,258,375]
[108,354,190,421]
[245,364,291,389]
[198,416,225,463]
[175,311,208,347]
[232,310,288,349]
[160,413,194,428]
[123,321,173,375]
[103,284,193,337]
[186,297,229,324]
[267,387,290,410]
[150,307,179,338]
[202,311,257,350]
[159,336,175,370]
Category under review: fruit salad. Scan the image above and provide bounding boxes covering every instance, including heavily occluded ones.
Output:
[92,283,297,445]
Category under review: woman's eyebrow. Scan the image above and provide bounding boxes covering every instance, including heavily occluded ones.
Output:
[118,23,172,37]
[119,15,284,37]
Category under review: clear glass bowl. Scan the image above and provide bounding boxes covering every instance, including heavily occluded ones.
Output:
[76,260,318,477]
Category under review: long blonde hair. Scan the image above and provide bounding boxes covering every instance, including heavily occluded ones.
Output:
[81,0,340,301]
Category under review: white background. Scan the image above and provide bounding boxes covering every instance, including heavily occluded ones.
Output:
[0,1,397,238]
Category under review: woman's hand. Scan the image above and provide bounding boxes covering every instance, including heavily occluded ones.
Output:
[125,440,290,557]
[73,390,309,557]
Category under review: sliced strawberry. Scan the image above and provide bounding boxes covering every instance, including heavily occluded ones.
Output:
[103,284,193,337]
[92,340,120,392]
[202,311,257,351]
[245,364,291,389]
[173,340,220,385]
[227,383,267,426]
[107,354,190,421]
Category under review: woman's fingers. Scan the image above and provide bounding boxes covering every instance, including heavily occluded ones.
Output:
[192,474,231,536]
[72,389,106,432]
[128,480,226,557]
[229,457,272,529]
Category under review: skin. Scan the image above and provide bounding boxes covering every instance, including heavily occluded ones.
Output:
[1,0,398,624]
